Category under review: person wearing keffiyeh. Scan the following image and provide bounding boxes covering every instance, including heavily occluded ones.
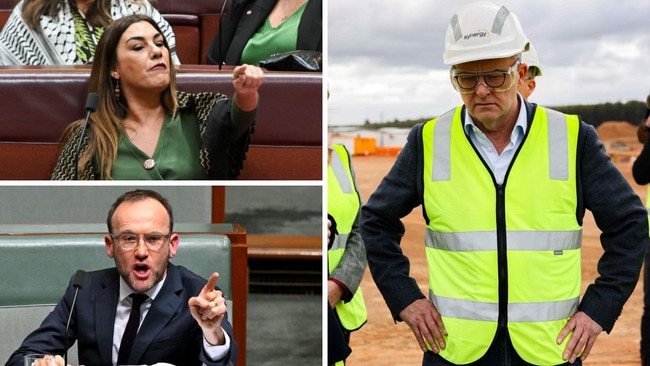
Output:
[0,0,179,65]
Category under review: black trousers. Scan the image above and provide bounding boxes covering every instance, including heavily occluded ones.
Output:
[328,304,351,365]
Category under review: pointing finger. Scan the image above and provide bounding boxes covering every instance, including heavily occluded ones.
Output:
[204,272,219,292]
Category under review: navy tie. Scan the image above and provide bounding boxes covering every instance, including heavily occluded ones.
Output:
[117,293,148,365]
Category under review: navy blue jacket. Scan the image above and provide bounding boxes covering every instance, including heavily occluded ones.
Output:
[5,264,236,366]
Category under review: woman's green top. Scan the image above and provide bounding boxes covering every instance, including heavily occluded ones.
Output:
[110,111,208,180]
[51,91,255,180]
[240,1,308,66]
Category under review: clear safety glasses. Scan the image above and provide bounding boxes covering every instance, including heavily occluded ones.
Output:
[450,58,521,94]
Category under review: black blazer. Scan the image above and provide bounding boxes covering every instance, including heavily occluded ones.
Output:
[207,0,322,65]
[5,264,237,366]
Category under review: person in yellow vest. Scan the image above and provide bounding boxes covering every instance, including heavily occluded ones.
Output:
[361,2,648,365]
[631,93,650,366]
[328,144,368,365]
[518,42,542,100]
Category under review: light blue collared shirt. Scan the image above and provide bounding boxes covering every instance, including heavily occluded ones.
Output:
[463,94,528,184]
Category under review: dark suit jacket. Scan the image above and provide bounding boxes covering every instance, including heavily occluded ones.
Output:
[207,0,322,65]
[5,264,237,366]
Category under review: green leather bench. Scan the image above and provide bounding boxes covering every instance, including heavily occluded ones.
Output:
[0,223,248,366]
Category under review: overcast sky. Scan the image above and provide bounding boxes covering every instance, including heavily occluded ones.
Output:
[327,0,650,126]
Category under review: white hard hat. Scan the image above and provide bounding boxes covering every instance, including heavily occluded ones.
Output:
[443,1,529,66]
[522,43,542,76]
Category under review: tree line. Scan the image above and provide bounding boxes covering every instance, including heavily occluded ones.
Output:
[362,100,647,129]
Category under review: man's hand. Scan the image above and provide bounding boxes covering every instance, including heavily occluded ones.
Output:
[28,355,69,366]
[399,299,447,353]
[327,280,344,308]
[188,272,227,345]
[327,219,331,242]
[557,311,603,363]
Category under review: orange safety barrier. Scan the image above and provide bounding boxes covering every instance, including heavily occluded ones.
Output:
[375,146,402,156]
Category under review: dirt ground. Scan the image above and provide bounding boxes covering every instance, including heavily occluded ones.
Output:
[345,121,646,365]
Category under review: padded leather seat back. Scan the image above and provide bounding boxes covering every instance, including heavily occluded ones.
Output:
[0,231,231,306]
[0,67,321,146]
[154,0,227,64]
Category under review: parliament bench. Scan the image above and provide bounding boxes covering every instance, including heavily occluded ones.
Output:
[0,65,322,180]
[0,223,248,366]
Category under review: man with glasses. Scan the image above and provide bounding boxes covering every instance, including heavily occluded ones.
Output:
[361,1,647,365]
[6,189,236,366]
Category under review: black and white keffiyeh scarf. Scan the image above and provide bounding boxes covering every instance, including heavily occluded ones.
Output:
[0,0,179,65]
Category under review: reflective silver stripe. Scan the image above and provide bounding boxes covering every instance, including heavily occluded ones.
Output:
[330,233,349,251]
[429,108,570,182]
[452,7,509,39]
[431,111,453,181]
[430,290,498,321]
[429,290,578,322]
[426,230,496,251]
[426,229,582,251]
[508,298,579,322]
[546,109,569,180]
[450,14,462,42]
[331,149,352,193]
[491,6,510,35]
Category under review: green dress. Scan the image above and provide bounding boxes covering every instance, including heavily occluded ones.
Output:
[110,111,208,180]
[240,1,308,66]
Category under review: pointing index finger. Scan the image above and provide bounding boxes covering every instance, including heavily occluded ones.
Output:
[205,272,219,292]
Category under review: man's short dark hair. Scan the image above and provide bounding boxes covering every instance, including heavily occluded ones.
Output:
[107,189,174,233]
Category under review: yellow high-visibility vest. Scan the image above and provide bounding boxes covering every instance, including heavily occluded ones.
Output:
[328,144,368,331]
[421,106,582,365]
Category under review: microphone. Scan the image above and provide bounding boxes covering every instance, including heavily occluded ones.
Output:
[218,0,229,70]
[74,93,99,180]
[64,270,86,366]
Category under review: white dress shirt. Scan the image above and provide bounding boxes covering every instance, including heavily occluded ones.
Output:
[112,273,230,365]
